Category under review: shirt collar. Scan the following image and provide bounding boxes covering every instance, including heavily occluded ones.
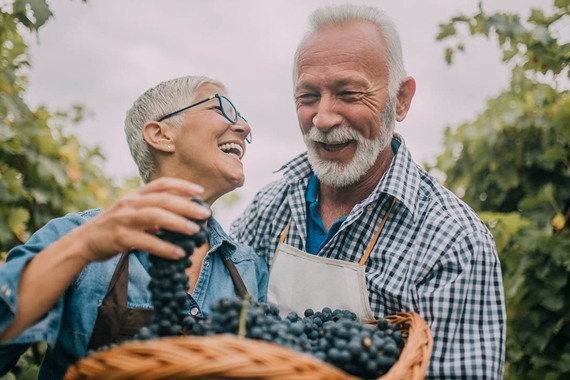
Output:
[305,173,319,203]
[278,133,421,221]
[207,217,237,257]
[368,134,421,221]
[277,151,313,186]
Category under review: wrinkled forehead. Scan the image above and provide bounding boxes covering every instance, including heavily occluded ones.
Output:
[296,21,387,74]
[296,22,389,87]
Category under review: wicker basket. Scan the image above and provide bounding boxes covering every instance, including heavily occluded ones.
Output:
[65,312,432,380]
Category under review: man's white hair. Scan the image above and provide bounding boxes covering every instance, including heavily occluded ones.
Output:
[124,75,226,183]
[293,4,407,98]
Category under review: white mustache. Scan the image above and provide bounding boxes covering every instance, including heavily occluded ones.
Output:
[306,126,365,144]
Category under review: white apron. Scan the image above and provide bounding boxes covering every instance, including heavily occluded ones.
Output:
[267,198,396,323]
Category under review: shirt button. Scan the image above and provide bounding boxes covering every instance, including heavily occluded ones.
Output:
[1,285,11,297]
[205,260,210,267]
[190,307,199,316]
[367,205,373,212]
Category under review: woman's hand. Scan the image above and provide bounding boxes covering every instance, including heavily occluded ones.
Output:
[76,177,212,264]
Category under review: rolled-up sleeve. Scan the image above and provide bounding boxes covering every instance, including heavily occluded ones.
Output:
[0,214,89,347]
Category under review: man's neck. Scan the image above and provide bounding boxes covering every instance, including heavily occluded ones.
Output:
[318,147,394,231]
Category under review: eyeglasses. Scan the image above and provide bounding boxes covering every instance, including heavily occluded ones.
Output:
[158,94,252,143]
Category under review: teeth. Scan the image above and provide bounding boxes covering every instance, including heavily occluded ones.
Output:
[218,142,244,159]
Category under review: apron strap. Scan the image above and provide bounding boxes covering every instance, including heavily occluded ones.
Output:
[103,251,130,311]
[219,253,250,299]
[358,197,397,267]
[87,251,130,350]
[278,197,396,267]
[279,223,291,244]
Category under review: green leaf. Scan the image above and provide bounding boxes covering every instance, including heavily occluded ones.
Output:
[1,93,32,119]
[560,352,570,372]
[0,218,15,246]
[13,0,53,30]
[7,207,29,240]
[554,0,570,10]
[0,167,25,201]
[541,145,567,162]
[529,26,553,45]
[444,47,453,64]
[436,22,457,40]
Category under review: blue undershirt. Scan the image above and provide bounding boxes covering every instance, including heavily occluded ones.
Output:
[305,138,401,255]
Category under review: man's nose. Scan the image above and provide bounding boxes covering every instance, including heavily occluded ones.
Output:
[312,95,342,132]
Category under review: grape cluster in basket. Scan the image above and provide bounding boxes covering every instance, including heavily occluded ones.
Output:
[137,197,210,340]
[129,195,403,379]
[181,297,404,379]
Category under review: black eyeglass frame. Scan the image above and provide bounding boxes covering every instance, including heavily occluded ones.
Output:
[157,94,251,143]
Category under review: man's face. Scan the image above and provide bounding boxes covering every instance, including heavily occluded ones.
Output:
[294,21,396,187]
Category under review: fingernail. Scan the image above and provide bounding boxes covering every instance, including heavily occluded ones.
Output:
[189,183,204,193]
[186,221,199,234]
[174,247,185,258]
[195,206,212,218]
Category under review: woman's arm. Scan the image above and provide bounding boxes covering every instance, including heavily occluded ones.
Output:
[0,177,211,342]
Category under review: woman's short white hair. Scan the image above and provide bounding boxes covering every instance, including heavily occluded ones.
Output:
[293,4,407,98]
[124,75,226,183]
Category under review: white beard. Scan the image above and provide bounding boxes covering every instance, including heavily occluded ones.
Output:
[303,97,396,188]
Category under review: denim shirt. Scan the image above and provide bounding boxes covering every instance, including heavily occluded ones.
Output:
[0,209,268,379]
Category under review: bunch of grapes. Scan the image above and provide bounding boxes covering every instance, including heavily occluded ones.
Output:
[181,297,404,379]
[127,196,403,378]
[137,197,210,341]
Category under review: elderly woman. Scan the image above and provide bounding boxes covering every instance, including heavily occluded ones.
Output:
[0,76,268,378]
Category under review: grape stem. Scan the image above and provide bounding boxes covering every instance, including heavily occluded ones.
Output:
[238,294,252,338]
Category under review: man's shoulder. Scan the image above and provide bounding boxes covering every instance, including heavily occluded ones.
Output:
[416,169,490,236]
[250,153,310,208]
[254,177,291,200]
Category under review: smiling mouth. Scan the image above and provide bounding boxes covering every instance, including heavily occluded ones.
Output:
[319,141,353,152]
[218,142,244,159]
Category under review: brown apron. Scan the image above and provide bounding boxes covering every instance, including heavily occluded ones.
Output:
[87,251,249,350]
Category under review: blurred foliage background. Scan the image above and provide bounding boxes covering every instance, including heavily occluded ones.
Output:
[433,0,570,378]
[1,0,137,378]
[0,0,569,379]
[0,0,121,259]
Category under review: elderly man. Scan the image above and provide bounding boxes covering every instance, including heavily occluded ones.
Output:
[230,4,506,379]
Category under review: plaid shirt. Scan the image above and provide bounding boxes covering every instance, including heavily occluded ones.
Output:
[230,135,506,379]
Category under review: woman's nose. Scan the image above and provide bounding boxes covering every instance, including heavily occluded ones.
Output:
[230,117,252,143]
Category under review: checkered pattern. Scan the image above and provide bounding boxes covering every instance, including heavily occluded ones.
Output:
[230,135,506,379]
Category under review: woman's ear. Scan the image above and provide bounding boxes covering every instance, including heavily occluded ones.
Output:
[395,76,416,122]
[142,121,175,153]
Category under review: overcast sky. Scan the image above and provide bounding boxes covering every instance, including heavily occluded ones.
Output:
[24,0,557,228]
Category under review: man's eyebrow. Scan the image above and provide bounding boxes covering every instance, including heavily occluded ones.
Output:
[333,77,369,88]
[296,77,370,91]
[295,81,318,92]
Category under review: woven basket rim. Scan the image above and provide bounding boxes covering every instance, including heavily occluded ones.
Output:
[65,311,432,380]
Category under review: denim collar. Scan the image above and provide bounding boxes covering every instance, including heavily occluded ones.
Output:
[206,217,237,259]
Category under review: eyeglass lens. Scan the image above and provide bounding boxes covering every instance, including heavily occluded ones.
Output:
[220,96,237,122]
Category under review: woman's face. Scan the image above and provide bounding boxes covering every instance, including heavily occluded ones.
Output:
[170,83,251,204]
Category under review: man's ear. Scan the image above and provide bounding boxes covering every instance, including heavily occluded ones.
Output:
[142,121,175,153]
[395,76,416,122]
